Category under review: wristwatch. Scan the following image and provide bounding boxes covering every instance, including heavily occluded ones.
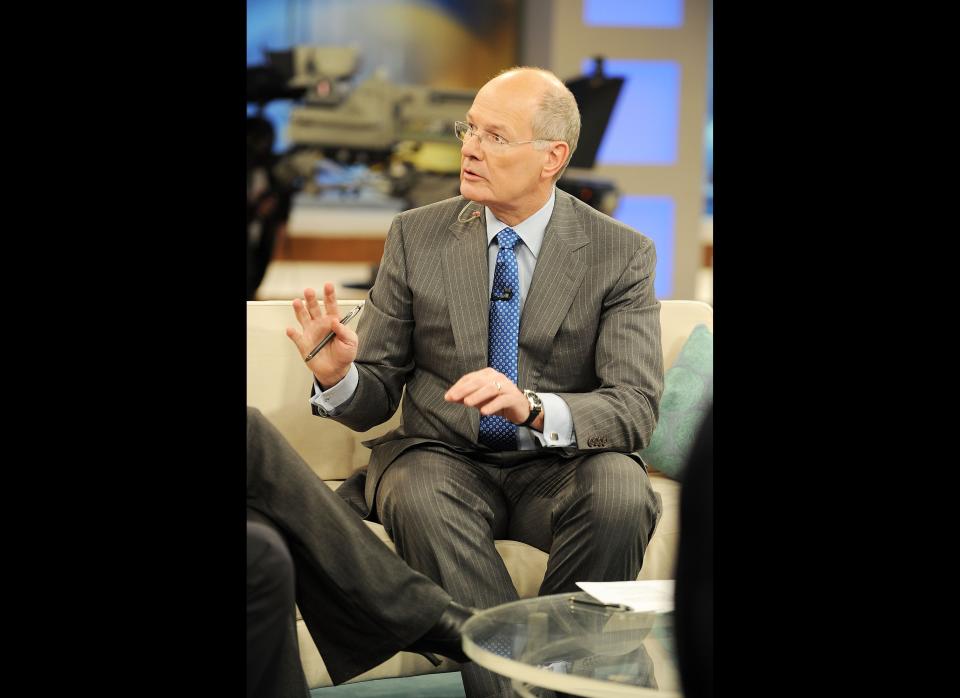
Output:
[519,389,543,428]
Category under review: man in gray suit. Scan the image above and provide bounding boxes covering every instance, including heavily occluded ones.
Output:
[286,67,664,698]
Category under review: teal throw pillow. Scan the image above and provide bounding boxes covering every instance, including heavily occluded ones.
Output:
[640,323,713,480]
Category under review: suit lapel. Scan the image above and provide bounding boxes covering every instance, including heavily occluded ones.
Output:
[442,208,490,439]
[518,191,590,389]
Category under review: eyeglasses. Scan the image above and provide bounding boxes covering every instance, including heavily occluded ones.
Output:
[454,121,548,150]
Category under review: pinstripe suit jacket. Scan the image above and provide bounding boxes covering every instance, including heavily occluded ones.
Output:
[321,189,663,514]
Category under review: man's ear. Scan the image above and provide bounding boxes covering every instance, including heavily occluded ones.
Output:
[541,141,570,180]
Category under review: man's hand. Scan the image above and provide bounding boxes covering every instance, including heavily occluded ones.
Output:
[285,283,359,389]
[444,368,544,431]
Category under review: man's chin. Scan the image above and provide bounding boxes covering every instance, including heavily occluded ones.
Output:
[459,180,487,203]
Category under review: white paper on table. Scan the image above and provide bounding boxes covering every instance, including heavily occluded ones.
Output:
[575,580,675,612]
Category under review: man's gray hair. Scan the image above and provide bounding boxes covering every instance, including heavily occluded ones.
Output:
[498,67,581,181]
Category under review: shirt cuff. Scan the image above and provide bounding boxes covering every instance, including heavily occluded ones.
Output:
[528,392,575,447]
[309,364,359,416]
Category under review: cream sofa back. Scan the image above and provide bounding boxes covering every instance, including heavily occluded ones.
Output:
[247,300,399,481]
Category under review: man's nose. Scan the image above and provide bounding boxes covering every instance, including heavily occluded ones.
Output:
[461,133,482,160]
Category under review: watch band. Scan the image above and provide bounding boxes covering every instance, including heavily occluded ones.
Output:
[519,389,542,427]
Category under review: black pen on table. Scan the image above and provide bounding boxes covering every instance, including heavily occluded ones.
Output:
[569,596,631,612]
[304,304,363,362]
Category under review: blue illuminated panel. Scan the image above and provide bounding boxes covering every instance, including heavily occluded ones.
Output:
[613,196,674,298]
[248,0,294,152]
[247,0,288,65]
[583,0,684,28]
[582,59,680,166]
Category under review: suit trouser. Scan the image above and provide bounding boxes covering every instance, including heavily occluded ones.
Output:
[246,407,453,687]
[375,445,663,698]
[247,518,310,698]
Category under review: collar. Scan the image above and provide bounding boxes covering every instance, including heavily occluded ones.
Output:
[484,188,556,258]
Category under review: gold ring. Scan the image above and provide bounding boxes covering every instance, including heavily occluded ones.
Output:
[494,381,502,392]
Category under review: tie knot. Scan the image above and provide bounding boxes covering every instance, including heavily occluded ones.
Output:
[496,227,519,251]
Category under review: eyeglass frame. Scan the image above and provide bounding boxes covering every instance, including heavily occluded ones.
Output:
[454,120,554,149]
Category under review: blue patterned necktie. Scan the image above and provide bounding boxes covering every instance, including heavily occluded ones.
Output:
[479,227,521,450]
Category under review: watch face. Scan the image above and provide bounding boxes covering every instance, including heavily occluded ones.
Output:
[524,390,541,418]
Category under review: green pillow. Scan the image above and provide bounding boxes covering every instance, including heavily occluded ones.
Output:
[640,323,713,480]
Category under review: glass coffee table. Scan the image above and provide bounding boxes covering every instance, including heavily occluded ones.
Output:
[461,592,681,697]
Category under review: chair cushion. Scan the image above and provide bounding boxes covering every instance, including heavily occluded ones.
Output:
[639,324,713,480]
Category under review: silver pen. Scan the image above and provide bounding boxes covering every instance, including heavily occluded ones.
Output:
[303,304,363,362]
